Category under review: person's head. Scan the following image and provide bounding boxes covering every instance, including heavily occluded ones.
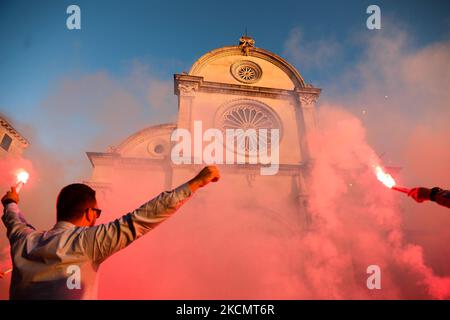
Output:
[56,183,101,226]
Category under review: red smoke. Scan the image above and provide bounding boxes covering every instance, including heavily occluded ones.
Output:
[1,24,449,299]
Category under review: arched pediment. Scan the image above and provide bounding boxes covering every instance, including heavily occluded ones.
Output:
[189,38,306,90]
[113,123,176,159]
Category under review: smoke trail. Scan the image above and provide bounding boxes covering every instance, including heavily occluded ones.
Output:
[305,105,450,299]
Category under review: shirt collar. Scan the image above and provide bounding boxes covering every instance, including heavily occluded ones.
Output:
[53,221,76,230]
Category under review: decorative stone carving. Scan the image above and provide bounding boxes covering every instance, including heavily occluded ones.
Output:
[230,60,262,84]
[239,35,255,56]
[178,83,198,97]
[299,94,318,107]
[188,36,309,88]
[217,100,281,154]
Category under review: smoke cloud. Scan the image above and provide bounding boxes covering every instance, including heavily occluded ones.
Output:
[1,22,449,299]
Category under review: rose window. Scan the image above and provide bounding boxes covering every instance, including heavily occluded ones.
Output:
[238,66,257,81]
[230,61,262,84]
[219,103,279,154]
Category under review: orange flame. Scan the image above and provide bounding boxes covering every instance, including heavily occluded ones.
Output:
[374,165,396,188]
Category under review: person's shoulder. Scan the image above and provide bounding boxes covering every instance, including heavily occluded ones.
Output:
[14,228,44,248]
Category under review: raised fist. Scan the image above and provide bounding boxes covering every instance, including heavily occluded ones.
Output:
[188,166,220,192]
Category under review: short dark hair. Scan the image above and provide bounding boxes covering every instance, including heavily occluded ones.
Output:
[56,183,96,221]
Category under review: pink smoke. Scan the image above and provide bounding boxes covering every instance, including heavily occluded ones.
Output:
[1,23,449,299]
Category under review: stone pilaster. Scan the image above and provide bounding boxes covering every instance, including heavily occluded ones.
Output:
[299,93,319,136]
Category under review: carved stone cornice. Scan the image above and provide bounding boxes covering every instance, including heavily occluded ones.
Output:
[175,74,321,102]
[86,151,171,169]
[174,74,203,96]
[86,151,310,175]
[299,93,319,107]
[177,83,199,97]
[170,162,309,176]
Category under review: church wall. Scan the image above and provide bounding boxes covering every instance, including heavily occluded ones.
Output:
[184,91,305,165]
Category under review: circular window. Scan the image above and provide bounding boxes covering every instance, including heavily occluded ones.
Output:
[217,100,281,155]
[154,144,165,154]
[147,141,167,157]
[230,60,262,84]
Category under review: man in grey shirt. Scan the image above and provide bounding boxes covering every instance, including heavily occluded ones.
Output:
[1,165,220,299]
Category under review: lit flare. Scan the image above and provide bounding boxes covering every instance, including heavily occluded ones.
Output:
[374,165,410,194]
[15,170,29,193]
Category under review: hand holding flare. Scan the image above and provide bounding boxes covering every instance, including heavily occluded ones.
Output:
[0,171,30,278]
[1,170,29,206]
[374,165,410,194]
[16,170,29,193]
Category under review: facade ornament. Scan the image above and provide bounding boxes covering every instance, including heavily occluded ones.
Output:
[218,101,281,155]
[239,35,255,56]
[299,94,318,107]
[230,60,262,84]
[178,83,197,97]
[106,145,117,153]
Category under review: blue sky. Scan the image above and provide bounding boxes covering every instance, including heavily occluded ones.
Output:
[0,0,449,143]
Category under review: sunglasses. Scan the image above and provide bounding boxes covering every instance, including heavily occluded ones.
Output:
[85,208,102,218]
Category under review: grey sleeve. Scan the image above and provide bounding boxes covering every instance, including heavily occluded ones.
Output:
[81,183,193,264]
[1,203,35,243]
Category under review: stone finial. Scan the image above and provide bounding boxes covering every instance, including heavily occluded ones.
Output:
[239,35,255,56]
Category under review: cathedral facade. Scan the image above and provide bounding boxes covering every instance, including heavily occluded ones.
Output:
[86,36,321,229]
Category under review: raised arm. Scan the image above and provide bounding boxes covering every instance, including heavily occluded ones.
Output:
[431,188,450,208]
[82,166,220,264]
[408,187,450,209]
[1,187,36,243]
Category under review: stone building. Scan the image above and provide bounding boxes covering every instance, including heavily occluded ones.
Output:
[86,36,321,229]
[0,114,29,157]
